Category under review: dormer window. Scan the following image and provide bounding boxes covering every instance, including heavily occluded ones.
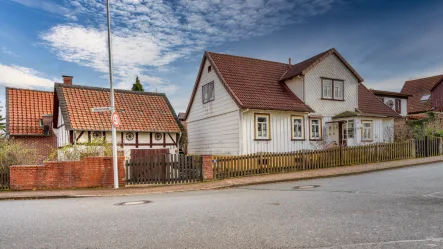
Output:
[322,78,344,100]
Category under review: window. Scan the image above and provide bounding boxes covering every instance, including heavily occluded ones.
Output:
[208,65,212,73]
[386,100,394,109]
[322,79,332,99]
[202,81,215,103]
[255,114,270,140]
[395,99,401,113]
[334,81,344,100]
[342,120,354,140]
[322,78,344,100]
[362,120,373,141]
[310,118,322,140]
[291,116,304,140]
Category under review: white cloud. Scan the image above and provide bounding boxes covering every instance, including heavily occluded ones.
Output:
[0,64,54,89]
[6,0,70,17]
[40,0,337,95]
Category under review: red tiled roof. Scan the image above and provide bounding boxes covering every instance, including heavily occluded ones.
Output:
[6,88,53,135]
[205,52,313,112]
[54,84,181,132]
[280,48,364,82]
[400,75,443,114]
[358,84,400,118]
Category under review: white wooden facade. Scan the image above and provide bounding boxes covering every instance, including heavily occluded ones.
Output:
[186,52,395,156]
[378,96,408,117]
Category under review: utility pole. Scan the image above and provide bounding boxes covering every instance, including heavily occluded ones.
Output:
[106,0,119,189]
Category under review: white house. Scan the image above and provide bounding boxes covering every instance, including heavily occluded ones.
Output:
[184,48,400,155]
[53,76,182,158]
[370,90,410,117]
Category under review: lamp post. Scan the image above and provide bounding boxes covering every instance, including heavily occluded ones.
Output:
[106,0,119,189]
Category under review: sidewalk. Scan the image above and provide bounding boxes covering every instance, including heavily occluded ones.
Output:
[1,156,442,200]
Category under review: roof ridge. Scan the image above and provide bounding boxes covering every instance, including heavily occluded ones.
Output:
[206,51,288,65]
[6,87,53,93]
[405,74,443,82]
[54,83,166,96]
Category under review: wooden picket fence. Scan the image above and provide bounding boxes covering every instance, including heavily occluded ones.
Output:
[415,137,441,158]
[126,154,202,185]
[0,169,9,190]
[213,140,433,179]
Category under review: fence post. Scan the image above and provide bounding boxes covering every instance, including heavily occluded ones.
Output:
[439,137,443,155]
[202,155,214,181]
[411,139,416,158]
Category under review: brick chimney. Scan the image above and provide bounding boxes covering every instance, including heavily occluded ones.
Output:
[62,75,73,85]
[288,58,292,69]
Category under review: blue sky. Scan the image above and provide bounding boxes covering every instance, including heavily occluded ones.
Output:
[0,0,442,115]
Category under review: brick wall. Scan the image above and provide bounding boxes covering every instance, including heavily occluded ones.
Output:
[10,156,125,190]
[10,132,57,163]
[202,155,213,181]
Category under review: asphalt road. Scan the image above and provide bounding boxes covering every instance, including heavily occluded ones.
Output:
[1,163,443,249]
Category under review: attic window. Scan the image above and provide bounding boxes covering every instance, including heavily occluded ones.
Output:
[202,81,215,104]
[208,65,212,73]
[420,94,430,102]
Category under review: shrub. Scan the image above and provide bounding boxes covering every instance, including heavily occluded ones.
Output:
[49,139,124,162]
[0,139,43,168]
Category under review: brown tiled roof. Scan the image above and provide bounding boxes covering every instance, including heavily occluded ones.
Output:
[6,88,53,136]
[358,84,400,118]
[400,75,443,114]
[280,48,364,82]
[370,89,411,98]
[185,52,313,116]
[54,84,181,132]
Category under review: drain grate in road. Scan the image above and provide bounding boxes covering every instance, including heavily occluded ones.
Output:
[115,200,152,206]
[293,185,320,190]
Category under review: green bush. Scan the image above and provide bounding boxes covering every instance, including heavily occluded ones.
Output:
[49,139,123,161]
[0,139,43,168]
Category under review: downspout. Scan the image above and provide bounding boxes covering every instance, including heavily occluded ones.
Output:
[177,131,182,154]
[239,109,250,155]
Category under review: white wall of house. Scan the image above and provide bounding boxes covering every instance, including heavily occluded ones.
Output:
[53,107,70,147]
[285,76,304,101]
[301,54,359,117]
[240,110,313,154]
[377,96,408,116]
[187,59,240,155]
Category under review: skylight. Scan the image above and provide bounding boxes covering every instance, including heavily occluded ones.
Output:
[420,94,430,102]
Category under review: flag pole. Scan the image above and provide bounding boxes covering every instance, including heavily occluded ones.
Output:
[106,0,119,189]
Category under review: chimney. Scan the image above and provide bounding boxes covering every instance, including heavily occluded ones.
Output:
[288,58,292,68]
[62,75,73,85]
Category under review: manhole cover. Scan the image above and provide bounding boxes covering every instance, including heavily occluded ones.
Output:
[115,200,152,206]
[293,185,320,190]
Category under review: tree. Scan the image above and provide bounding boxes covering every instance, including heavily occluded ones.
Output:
[0,103,5,134]
[131,76,144,92]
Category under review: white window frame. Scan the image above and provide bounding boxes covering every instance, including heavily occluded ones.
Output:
[361,120,373,141]
[322,78,344,100]
[202,81,215,104]
[291,116,304,140]
[342,120,354,140]
[309,118,322,140]
[255,113,270,140]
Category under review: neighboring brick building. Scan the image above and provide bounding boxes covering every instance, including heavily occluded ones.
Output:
[401,75,443,114]
[5,88,57,162]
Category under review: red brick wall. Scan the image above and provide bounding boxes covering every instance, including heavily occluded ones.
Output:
[202,155,213,180]
[432,81,443,111]
[10,156,125,190]
[10,132,57,163]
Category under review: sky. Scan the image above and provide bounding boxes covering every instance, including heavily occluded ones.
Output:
[0,0,442,116]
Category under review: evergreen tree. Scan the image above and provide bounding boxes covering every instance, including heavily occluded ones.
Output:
[131,76,144,92]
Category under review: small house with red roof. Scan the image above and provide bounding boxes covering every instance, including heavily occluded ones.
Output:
[6,76,182,160]
[400,74,443,115]
[370,90,410,117]
[185,48,400,155]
